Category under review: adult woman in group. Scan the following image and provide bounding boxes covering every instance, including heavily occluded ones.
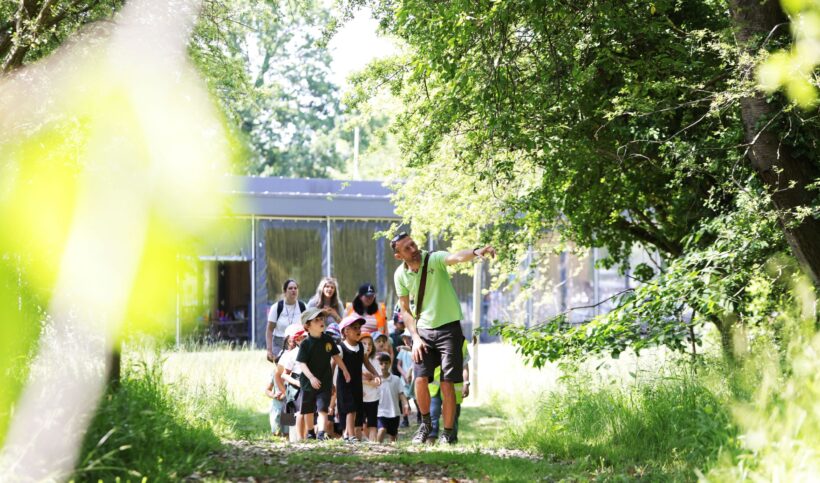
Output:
[348,282,388,337]
[266,279,306,362]
[307,276,344,326]
[348,283,394,364]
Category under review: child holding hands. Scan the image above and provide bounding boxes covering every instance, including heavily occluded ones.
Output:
[376,352,410,443]
[336,314,381,442]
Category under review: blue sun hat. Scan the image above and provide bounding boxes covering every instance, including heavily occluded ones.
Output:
[324,322,342,341]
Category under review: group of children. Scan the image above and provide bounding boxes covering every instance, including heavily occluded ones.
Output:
[266,307,419,443]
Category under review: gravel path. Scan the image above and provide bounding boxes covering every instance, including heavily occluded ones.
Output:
[186,434,541,482]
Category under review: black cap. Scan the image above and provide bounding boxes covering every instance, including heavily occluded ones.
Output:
[358,283,376,296]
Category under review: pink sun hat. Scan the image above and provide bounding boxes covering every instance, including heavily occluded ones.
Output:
[339,314,366,331]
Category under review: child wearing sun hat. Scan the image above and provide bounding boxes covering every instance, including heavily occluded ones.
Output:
[336,315,381,442]
[295,307,350,441]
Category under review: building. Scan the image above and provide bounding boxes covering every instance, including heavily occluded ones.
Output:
[178,176,657,347]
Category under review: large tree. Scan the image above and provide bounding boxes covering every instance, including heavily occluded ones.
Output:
[190,0,344,177]
[727,0,820,284]
[344,0,819,360]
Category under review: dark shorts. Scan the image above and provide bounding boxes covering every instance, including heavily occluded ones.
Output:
[361,401,379,428]
[378,416,400,436]
[338,407,364,427]
[414,321,464,382]
[298,389,331,415]
[336,385,363,415]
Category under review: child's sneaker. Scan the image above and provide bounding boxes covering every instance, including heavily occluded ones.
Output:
[317,432,327,441]
[412,423,431,444]
[437,430,456,445]
[345,436,359,444]
[306,430,317,440]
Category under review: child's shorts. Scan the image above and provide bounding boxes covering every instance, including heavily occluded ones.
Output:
[362,401,379,428]
[298,389,331,415]
[402,380,413,399]
[377,416,400,436]
[338,407,365,427]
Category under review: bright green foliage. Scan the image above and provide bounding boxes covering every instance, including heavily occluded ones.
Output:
[493,189,793,363]
[343,0,819,361]
[350,0,743,262]
[0,260,42,446]
[1,0,237,452]
[758,0,820,108]
[707,278,820,480]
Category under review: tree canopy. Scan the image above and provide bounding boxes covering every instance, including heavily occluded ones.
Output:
[343,0,819,362]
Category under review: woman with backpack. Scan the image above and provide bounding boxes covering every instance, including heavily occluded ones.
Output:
[266,279,307,362]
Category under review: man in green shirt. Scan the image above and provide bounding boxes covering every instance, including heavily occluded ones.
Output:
[392,232,495,444]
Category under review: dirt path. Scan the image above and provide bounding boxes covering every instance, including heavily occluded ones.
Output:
[186,431,544,482]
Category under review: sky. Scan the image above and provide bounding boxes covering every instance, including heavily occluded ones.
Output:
[326,8,397,90]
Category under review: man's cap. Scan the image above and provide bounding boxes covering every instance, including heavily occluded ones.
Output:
[339,314,366,331]
[358,283,376,297]
[300,306,324,325]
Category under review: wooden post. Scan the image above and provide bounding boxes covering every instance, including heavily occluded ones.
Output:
[471,259,481,399]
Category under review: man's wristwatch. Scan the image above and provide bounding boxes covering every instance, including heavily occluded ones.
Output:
[464,381,471,386]
[472,247,480,257]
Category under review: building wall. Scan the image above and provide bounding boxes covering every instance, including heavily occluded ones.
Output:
[179,214,658,348]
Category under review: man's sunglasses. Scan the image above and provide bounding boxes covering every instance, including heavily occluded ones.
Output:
[390,232,409,249]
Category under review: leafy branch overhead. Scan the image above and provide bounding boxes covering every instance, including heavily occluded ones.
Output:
[344,0,820,362]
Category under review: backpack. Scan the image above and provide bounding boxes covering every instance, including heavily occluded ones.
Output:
[273,299,306,321]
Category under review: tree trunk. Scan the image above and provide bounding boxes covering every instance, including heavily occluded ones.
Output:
[728,0,820,285]
[709,314,737,364]
[108,344,121,389]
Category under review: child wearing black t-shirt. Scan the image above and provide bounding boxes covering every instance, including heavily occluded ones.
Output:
[297,307,351,441]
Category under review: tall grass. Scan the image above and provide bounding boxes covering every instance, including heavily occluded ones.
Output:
[73,355,225,481]
[71,341,279,480]
[705,280,819,481]
[493,360,739,480]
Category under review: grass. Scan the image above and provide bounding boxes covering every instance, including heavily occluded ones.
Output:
[69,342,760,481]
[74,359,223,481]
[491,366,738,481]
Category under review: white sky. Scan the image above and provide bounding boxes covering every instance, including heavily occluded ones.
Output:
[327,8,397,90]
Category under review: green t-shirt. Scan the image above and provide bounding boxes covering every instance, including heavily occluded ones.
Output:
[296,333,339,393]
[394,250,463,329]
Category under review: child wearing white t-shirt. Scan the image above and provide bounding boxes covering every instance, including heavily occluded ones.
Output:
[278,327,306,442]
[375,352,409,443]
[360,333,381,441]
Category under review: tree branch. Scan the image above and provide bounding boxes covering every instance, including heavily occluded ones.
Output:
[613,216,683,258]
[534,287,636,326]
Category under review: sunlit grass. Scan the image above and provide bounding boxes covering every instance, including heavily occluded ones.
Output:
[76,356,223,481]
[705,279,819,481]
[72,322,820,481]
